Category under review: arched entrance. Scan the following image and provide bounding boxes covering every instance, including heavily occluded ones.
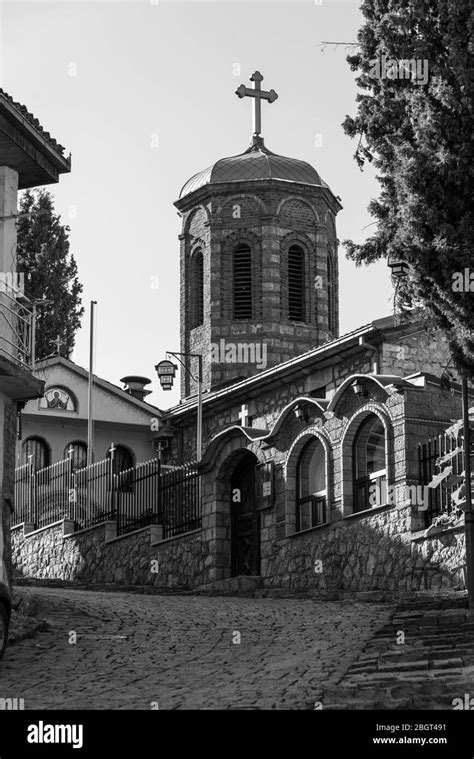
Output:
[230,453,260,576]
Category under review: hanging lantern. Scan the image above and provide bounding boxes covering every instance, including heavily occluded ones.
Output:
[387,253,409,278]
[155,360,177,391]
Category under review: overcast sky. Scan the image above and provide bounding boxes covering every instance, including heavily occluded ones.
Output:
[1,0,393,407]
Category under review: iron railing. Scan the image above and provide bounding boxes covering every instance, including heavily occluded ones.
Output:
[418,431,465,527]
[14,455,201,539]
[0,288,33,368]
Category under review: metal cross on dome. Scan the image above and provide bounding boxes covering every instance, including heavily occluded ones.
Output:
[235,71,278,137]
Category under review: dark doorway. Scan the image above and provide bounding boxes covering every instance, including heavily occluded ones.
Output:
[230,455,260,576]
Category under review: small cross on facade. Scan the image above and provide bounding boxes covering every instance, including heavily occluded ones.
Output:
[238,403,249,427]
[235,71,278,137]
[67,445,75,458]
[56,336,62,356]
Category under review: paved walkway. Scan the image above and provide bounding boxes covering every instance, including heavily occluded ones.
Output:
[1,587,391,710]
[321,602,474,710]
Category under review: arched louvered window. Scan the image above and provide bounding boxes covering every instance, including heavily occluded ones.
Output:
[22,437,50,472]
[233,244,252,319]
[191,249,204,328]
[327,252,335,332]
[288,245,305,321]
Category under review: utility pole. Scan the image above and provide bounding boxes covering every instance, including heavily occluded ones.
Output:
[87,300,97,466]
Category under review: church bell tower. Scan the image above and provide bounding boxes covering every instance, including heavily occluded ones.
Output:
[174,71,342,399]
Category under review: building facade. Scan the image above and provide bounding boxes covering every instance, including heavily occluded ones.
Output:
[19,357,162,469]
[11,73,472,595]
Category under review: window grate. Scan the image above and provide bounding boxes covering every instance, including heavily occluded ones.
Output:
[192,250,204,328]
[233,244,252,319]
[288,245,305,321]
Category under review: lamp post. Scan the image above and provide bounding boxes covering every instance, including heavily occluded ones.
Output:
[155,352,203,461]
[387,254,474,606]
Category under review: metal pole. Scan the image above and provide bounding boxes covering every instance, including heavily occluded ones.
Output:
[197,354,202,461]
[87,301,97,466]
[462,373,474,606]
[31,302,36,367]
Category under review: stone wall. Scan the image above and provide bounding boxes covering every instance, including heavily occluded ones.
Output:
[263,506,465,592]
[12,521,209,589]
[11,510,465,594]
[1,392,17,588]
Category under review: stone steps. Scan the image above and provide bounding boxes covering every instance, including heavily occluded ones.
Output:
[320,601,474,710]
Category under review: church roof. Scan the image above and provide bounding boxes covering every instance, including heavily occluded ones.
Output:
[179,138,330,199]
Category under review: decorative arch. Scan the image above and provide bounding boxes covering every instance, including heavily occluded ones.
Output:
[328,374,409,415]
[324,210,336,237]
[265,397,328,443]
[218,193,268,219]
[40,385,78,412]
[200,436,266,582]
[339,403,394,516]
[285,427,331,535]
[183,204,211,235]
[276,196,320,225]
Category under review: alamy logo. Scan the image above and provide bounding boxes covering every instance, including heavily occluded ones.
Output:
[0,697,24,710]
[452,694,474,710]
[209,339,267,369]
[369,482,430,510]
[27,721,83,749]
[369,54,429,85]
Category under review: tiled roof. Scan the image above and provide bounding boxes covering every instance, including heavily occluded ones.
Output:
[179,140,329,199]
[0,88,67,155]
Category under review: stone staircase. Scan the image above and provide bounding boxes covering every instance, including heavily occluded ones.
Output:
[320,598,474,709]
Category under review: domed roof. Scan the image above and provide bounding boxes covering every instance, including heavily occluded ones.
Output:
[179,137,329,199]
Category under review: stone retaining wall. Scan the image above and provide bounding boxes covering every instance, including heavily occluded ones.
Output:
[11,507,465,593]
[263,506,466,592]
[11,521,209,589]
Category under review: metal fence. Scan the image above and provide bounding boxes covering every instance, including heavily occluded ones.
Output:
[418,430,465,527]
[159,463,201,539]
[14,455,201,539]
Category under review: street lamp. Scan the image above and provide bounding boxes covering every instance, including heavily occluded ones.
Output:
[155,352,203,461]
[351,379,367,398]
[155,360,177,391]
[387,253,409,278]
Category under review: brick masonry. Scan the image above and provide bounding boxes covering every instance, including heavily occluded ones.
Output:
[176,181,340,397]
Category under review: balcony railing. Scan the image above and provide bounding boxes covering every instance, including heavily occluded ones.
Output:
[0,286,33,368]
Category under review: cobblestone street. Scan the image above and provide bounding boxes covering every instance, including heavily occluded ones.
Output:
[1,587,392,710]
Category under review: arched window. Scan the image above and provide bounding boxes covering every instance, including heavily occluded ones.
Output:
[191,249,204,328]
[288,245,305,321]
[64,441,87,472]
[107,445,134,473]
[353,415,387,512]
[107,444,134,491]
[22,437,50,472]
[233,244,252,319]
[327,251,335,332]
[296,438,327,531]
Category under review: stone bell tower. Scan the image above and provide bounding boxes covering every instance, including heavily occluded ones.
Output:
[174,71,342,399]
